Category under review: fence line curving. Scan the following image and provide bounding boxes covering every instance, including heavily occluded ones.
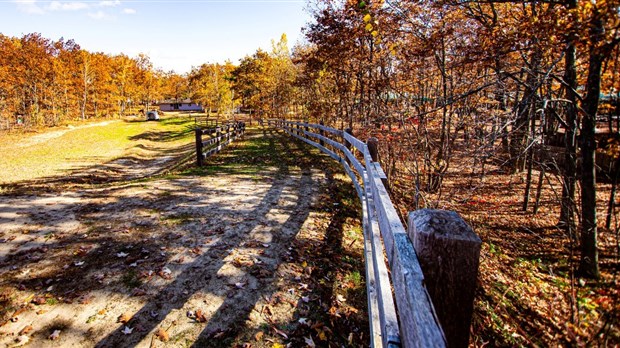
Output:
[266,119,481,348]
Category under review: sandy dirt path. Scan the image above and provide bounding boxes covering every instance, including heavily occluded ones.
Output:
[0,129,368,347]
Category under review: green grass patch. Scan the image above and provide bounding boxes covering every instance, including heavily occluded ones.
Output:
[345,270,363,288]
[121,270,142,289]
[161,212,195,225]
[0,115,196,184]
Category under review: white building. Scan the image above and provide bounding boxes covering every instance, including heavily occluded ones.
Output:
[158,99,204,112]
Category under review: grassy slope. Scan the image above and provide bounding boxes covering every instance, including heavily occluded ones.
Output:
[0,115,195,184]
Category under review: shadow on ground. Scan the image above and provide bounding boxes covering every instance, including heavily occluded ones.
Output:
[0,127,368,347]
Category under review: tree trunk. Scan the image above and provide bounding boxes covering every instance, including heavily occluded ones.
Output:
[578,9,605,279]
[523,107,536,212]
[560,0,578,239]
[605,157,620,229]
[510,53,541,173]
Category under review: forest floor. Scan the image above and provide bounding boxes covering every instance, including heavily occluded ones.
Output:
[0,117,368,347]
[372,128,620,347]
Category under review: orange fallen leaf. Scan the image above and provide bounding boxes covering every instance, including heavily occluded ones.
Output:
[195,309,207,323]
[156,328,169,342]
[117,313,132,324]
[19,325,33,335]
[32,297,46,305]
[254,331,264,341]
[317,329,327,341]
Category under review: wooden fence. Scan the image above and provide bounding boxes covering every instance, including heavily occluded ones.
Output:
[195,121,245,166]
[193,116,221,128]
[266,119,482,348]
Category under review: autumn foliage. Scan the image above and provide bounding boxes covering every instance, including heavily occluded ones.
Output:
[0,33,190,128]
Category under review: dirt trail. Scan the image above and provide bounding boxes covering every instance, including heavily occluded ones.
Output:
[0,129,368,347]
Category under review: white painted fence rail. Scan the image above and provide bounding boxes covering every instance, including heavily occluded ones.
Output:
[266,119,481,348]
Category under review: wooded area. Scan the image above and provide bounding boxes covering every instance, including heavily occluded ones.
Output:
[1,0,620,345]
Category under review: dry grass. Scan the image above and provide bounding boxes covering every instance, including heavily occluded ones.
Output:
[0,114,196,185]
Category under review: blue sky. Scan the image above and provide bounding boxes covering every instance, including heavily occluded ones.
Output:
[1,0,311,73]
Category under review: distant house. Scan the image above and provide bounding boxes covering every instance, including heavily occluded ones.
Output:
[157,99,204,112]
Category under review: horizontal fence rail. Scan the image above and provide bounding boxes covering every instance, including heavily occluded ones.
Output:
[266,119,481,348]
[195,121,245,166]
[193,116,221,128]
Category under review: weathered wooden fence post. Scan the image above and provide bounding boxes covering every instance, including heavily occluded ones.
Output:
[407,209,481,348]
[344,128,353,165]
[195,128,203,166]
[367,137,390,190]
[319,121,325,147]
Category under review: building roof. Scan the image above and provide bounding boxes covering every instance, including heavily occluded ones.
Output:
[157,99,198,105]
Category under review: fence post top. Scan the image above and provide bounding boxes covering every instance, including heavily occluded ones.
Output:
[408,209,480,243]
[367,137,380,162]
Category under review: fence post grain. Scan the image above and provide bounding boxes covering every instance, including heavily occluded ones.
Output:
[195,128,203,166]
[407,209,481,348]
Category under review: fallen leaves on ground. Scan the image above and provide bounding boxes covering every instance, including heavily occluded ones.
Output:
[155,328,169,342]
[18,325,33,336]
[194,309,207,323]
[117,313,132,324]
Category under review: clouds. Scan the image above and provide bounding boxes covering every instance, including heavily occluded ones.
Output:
[48,1,89,11]
[99,0,121,7]
[12,0,137,18]
[13,0,45,14]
